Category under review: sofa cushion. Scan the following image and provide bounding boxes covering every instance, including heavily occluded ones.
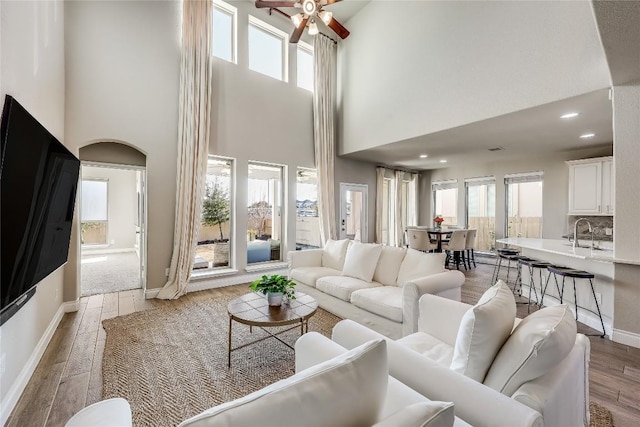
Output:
[179,339,388,427]
[373,246,407,286]
[396,250,446,286]
[483,304,577,397]
[322,239,350,270]
[351,286,403,322]
[397,332,455,367]
[450,280,516,382]
[374,402,455,427]
[342,242,384,282]
[290,267,341,288]
[317,276,382,302]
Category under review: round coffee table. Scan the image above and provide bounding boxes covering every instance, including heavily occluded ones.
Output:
[227,291,318,367]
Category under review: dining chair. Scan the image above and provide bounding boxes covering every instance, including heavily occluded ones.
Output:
[441,230,468,270]
[464,229,477,269]
[407,228,437,252]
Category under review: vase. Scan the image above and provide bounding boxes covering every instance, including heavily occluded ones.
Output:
[435,223,442,231]
[267,292,284,306]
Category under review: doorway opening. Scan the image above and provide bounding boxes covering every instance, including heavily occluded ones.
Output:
[80,162,146,297]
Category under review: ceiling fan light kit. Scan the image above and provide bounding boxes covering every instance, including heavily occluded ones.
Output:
[255,0,349,43]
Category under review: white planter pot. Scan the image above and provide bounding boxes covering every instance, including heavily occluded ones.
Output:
[267,292,283,306]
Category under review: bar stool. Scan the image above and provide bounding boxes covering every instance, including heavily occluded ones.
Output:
[518,258,553,313]
[491,248,521,286]
[546,266,606,337]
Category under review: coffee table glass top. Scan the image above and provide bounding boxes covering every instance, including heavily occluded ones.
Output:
[227,292,318,326]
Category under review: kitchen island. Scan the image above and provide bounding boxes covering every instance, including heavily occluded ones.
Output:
[497,237,614,337]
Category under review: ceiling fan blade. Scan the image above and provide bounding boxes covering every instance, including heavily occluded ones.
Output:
[324,0,343,4]
[255,1,298,8]
[290,16,309,44]
[327,17,350,39]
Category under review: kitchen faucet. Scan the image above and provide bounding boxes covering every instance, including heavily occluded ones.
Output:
[573,218,593,250]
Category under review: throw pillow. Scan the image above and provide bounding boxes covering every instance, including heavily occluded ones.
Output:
[396,249,446,286]
[373,246,407,286]
[483,304,577,397]
[450,280,516,382]
[373,402,455,427]
[179,339,389,427]
[322,239,350,270]
[342,242,384,282]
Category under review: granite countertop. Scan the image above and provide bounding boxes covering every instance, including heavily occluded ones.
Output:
[496,238,623,263]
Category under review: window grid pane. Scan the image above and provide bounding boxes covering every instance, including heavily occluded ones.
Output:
[466,182,495,251]
[507,180,543,238]
[81,180,108,221]
[248,162,284,264]
[296,168,320,249]
[434,188,458,226]
[213,7,233,62]
[297,47,313,91]
[249,24,284,81]
[195,157,233,270]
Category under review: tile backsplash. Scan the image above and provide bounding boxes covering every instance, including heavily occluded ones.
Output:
[568,215,614,241]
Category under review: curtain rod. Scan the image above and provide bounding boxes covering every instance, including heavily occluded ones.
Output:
[268,8,338,45]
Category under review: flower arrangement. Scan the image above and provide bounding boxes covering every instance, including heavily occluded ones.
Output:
[433,215,444,229]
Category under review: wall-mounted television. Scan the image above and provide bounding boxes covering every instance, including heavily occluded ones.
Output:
[1,95,80,326]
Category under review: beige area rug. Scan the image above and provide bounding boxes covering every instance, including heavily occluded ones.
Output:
[102,283,614,427]
[102,285,341,426]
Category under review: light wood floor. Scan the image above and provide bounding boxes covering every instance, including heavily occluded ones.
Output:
[5,263,640,427]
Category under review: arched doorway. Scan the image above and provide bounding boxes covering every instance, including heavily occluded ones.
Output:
[78,142,147,296]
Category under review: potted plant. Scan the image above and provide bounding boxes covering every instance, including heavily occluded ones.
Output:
[249,274,296,306]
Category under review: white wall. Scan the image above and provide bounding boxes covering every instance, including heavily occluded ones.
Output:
[64,0,181,293]
[81,166,138,250]
[0,1,66,423]
[339,0,611,154]
[426,145,613,240]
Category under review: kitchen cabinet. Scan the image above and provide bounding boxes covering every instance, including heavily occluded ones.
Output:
[567,156,614,215]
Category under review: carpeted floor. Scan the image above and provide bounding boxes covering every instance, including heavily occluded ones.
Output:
[81,251,141,296]
[102,281,614,427]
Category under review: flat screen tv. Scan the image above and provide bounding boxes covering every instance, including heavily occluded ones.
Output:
[1,95,80,325]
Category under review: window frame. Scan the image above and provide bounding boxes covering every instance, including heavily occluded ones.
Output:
[212,0,238,64]
[80,178,109,246]
[248,15,289,82]
[464,177,496,252]
[295,167,320,250]
[431,180,458,226]
[504,172,544,239]
[296,41,314,92]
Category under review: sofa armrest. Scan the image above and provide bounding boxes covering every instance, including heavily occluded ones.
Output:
[332,320,542,427]
[294,331,347,373]
[402,270,466,336]
[287,249,324,271]
[65,398,132,427]
[417,293,473,346]
[511,334,590,427]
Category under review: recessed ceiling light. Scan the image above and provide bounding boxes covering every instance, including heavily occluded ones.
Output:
[440,160,447,163]
[561,112,579,119]
[419,154,428,158]
[580,133,595,139]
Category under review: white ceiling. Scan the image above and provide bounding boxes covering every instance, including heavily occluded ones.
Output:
[338,1,639,172]
[343,88,614,169]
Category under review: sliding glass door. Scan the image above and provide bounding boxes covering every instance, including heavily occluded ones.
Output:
[465,178,495,251]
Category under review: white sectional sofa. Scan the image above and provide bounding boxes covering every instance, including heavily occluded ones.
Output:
[332,282,590,427]
[288,239,466,338]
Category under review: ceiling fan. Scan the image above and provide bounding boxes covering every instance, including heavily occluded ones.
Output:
[255,0,350,44]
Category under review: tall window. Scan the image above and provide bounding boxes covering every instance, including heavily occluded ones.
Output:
[195,157,233,271]
[297,42,314,92]
[212,0,237,63]
[432,180,458,227]
[248,162,284,264]
[248,16,288,81]
[378,169,418,246]
[296,168,320,250]
[465,177,496,251]
[81,179,108,245]
[506,172,543,238]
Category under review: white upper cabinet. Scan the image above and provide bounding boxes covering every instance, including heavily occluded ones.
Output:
[567,156,614,215]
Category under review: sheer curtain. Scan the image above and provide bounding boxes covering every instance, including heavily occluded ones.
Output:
[394,170,405,247]
[313,35,337,244]
[375,167,385,243]
[158,0,213,299]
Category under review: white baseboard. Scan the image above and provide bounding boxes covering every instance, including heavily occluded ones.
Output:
[0,304,64,426]
[612,329,640,349]
[81,247,136,255]
[63,300,80,313]
[187,268,288,294]
[144,288,160,299]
